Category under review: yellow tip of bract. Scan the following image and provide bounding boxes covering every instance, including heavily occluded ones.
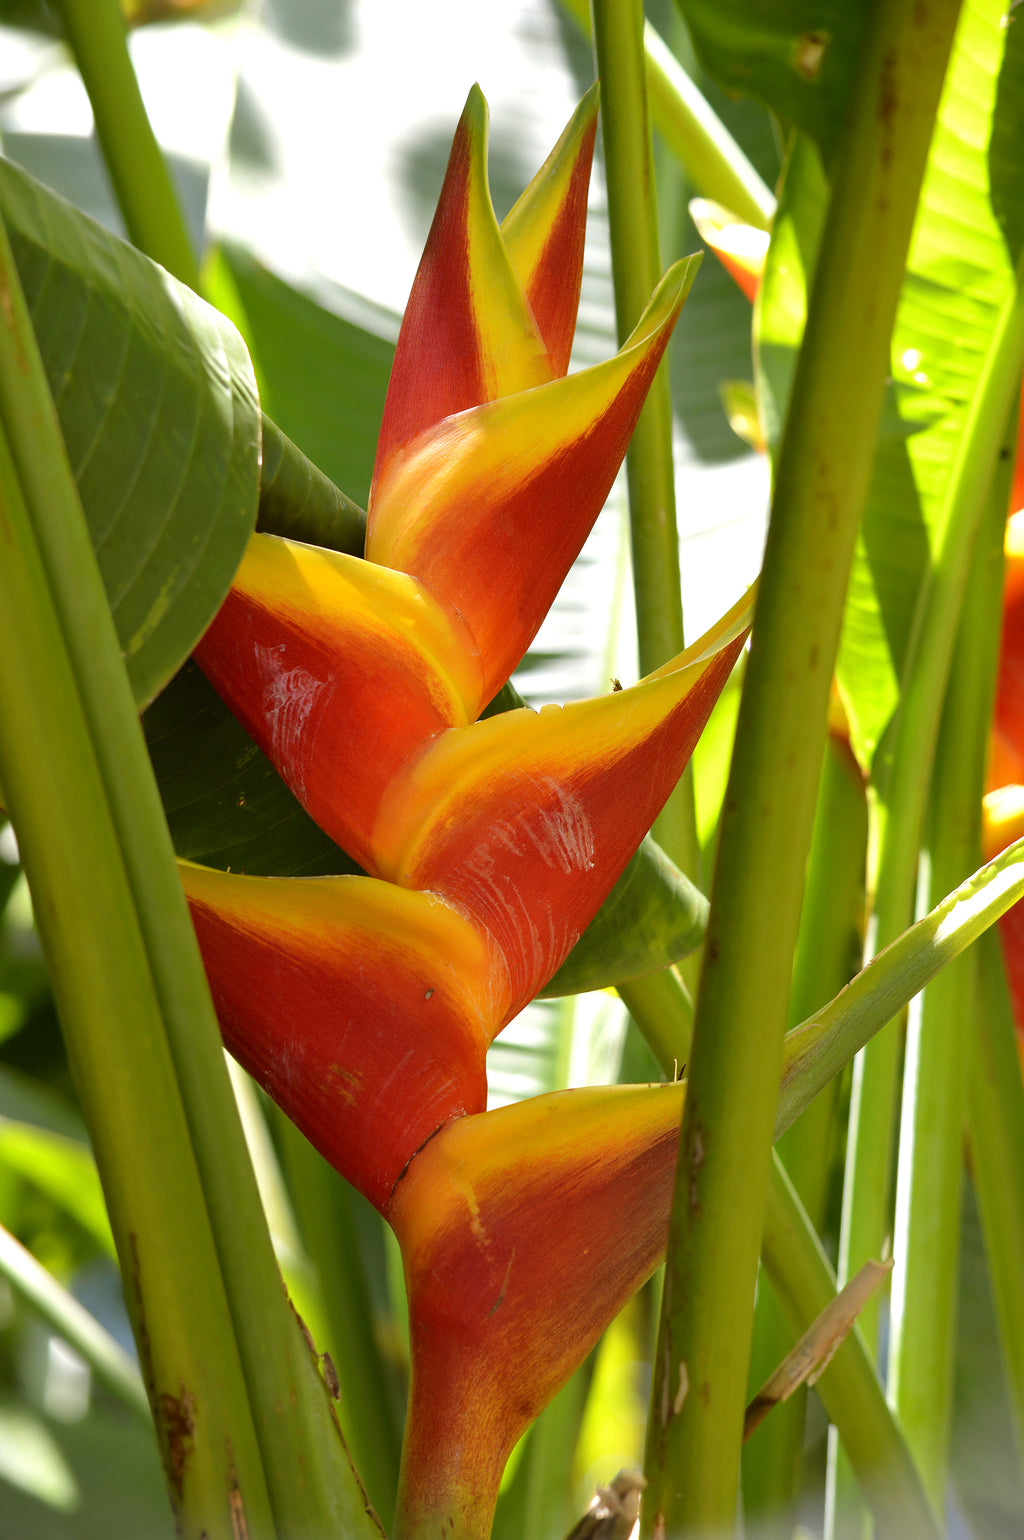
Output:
[368,253,702,705]
[390,1081,686,1540]
[193,532,484,873]
[372,586,752,1013]
[689,197,769,303]
[500,80,599,377]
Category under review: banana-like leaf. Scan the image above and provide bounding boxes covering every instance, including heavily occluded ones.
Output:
[678,0,866,165]
[836,0,1024,767]
[756,4,1024,771]
[0,156,259,708]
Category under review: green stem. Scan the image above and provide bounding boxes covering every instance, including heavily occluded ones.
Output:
[623,945,933,1536]
[886,381,1014,1504]
[0,211,381,1538]
[0,236,273,1537]
[743,733,867,1532]
[839,250,1024,1359]
[55,0,199,288]
[643,4,961,1530]
[560,0,775,227]
[761,1162,941,1540]
[969,930,1024,1461]
[591,0,698,881]
[43,20,383,1534]
[0,1223,150,1422]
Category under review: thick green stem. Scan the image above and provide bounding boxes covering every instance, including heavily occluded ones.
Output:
[0,210,381,1538]
[561,0,775,227]
[743,733,867,1532]
[839,254,1024,1363]
[643,4,961,1531]
[591,0,698,880]
[886,385,1014,1504]
[55,0,199,288]
[0,239,273,1537]
[42,21,382,1535]
[623,944,934,1536]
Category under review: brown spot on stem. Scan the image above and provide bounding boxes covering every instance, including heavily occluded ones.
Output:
[228,1484,248,1540]
[157,1387,196,1502]
[321,1352,340,1399]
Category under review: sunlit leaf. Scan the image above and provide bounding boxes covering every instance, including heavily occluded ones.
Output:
[834,2,1024,766]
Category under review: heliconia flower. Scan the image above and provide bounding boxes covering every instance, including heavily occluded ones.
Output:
[388,1081,687,1540]
[194,89,702,846]
[181,590,750,1210]
[182,83,756,1529]
[689,197,768,302]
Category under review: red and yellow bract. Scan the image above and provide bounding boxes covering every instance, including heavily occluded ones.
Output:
[186,84,754,1539]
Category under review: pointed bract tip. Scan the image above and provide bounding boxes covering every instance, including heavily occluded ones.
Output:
[689,198,768,303]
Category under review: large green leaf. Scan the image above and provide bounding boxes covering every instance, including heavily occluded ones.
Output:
[677,0,867,164]
[0,157,259,708]
[754,3,1024,771]
[835,0,1024,766]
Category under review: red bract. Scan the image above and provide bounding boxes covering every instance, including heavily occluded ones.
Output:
[390,1083,687,1540]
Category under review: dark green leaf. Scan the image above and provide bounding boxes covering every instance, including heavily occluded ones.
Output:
[142,661,360,878]
[0,156,259,707]
[676,0,867,164]
[258,414,366,555]
[205,241,395,508]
